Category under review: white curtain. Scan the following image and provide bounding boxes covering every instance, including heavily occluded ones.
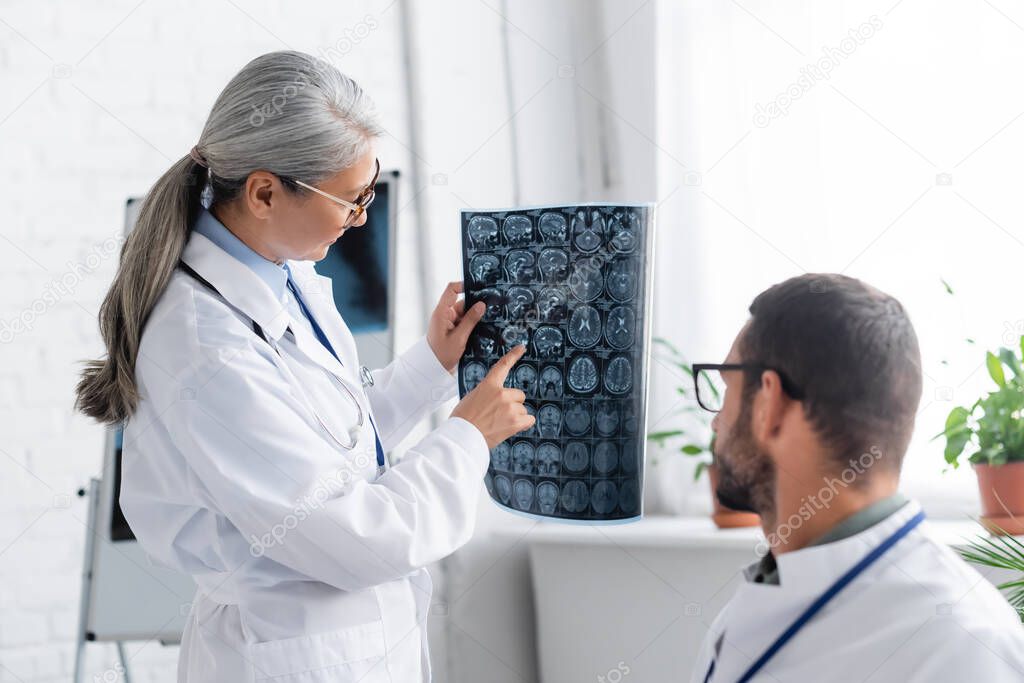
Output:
[650,0,1024,516]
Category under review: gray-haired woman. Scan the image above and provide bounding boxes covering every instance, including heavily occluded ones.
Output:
[75,50,533,682]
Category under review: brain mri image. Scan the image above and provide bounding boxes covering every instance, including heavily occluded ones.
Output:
[539,366,563,399]
[477,288,504,321]
[560,480,590,514]
[539,212,567,242]
[512,441,535,475]
[502,325,530,354]
[568,305,602,348]
[537,287,567,322]
[606,259,637,303]
[523,403,537,437]
[604,356,633,395]
[460,203,653,522]
[472,324,501,357]
[567,354,599,393]
[563,399,592,436]
[536,481,559,515]
[537,443,560,476]
[503,215,533,246]
[469,254,500,286]
[563,441,589,473]
[572,210,605,252]
[492,442,511,471]
[595,402,620,437]
[591,480,619,514]
[513,479,535,511]
[513,363,538,396]
[538,248,569,283]
[620,441,637,474]
[537,404,562,438]
[494,475,512,505]
[461,361,487,394]
[506,286,535,320]
[593,442,618,474]
[534,326,564,359]
[619,479,639,513]
[608,211,640,253]
[467,215,500,250]
[568,258,604,302]
[505,250,536,284]
[605,305,635,350]
[623,403,638,434]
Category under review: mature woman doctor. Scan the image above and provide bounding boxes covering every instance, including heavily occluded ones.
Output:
[74,51,533,682]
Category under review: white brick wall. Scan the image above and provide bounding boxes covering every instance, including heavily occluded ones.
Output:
[0,1,508,680]
[0,0,652,679]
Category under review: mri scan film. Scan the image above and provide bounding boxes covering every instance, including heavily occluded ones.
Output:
[461,204,655,523]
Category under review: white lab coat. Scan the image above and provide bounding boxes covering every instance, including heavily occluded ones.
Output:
[121,229,489,682]
[690,499,1024,682]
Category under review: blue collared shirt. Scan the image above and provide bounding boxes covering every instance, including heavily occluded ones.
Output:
[193,207,316,338]
[193,207,289,300]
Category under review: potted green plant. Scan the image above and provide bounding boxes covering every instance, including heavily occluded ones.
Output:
[647,337,760,528]
[939,334,1024,535]
[958,520,1024,621]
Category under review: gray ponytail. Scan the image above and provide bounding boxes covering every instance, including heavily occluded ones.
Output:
[75,50,382,423]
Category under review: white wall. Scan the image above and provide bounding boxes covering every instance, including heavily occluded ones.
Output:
[0,0,655,680]
[648,0,1024,516]
[0,0,509,679]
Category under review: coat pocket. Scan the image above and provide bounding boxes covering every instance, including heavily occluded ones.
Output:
[248,620,388,682]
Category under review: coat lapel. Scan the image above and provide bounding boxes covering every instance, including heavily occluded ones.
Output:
[181,232,291,341]
[283,262,362,388]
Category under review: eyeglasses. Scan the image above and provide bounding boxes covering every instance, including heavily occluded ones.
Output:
[690,363,805,413]
[289,158,380,227]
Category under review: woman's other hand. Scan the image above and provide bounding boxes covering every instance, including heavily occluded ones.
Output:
[427,280,485,374]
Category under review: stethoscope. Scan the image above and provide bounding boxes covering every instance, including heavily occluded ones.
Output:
[261,332,373,453]
[703,509,925,683]
[178,261,380,458]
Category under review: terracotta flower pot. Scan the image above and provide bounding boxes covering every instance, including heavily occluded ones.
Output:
[974,461,1024,536]
[706,463,761,529]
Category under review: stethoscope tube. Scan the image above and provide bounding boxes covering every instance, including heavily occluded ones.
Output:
[177,261,367,453]
[262,333,366,452]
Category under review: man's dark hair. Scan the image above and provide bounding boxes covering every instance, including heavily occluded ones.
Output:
[740,273,922,474]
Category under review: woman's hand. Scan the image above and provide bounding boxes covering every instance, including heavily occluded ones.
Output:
[451,345,535,449]
[426,280,485,374]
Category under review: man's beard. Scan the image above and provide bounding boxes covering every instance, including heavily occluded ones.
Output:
[713,396,776,516]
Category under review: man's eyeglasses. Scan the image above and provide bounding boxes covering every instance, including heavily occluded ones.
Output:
[690,363,805,413]
[288,158,380,227]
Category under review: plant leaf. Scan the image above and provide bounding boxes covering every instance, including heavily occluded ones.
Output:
[999,347,1023,380]
[942,406,972,465]
[648,429,684,443]
[680,444,704,455]
[987,351,1007,388]
[693,460,708,482]
[652,336,681,356]
[940,277,954,295]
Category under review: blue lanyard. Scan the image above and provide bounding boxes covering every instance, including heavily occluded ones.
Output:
[285,273,387,470]
[704,509,925,683]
